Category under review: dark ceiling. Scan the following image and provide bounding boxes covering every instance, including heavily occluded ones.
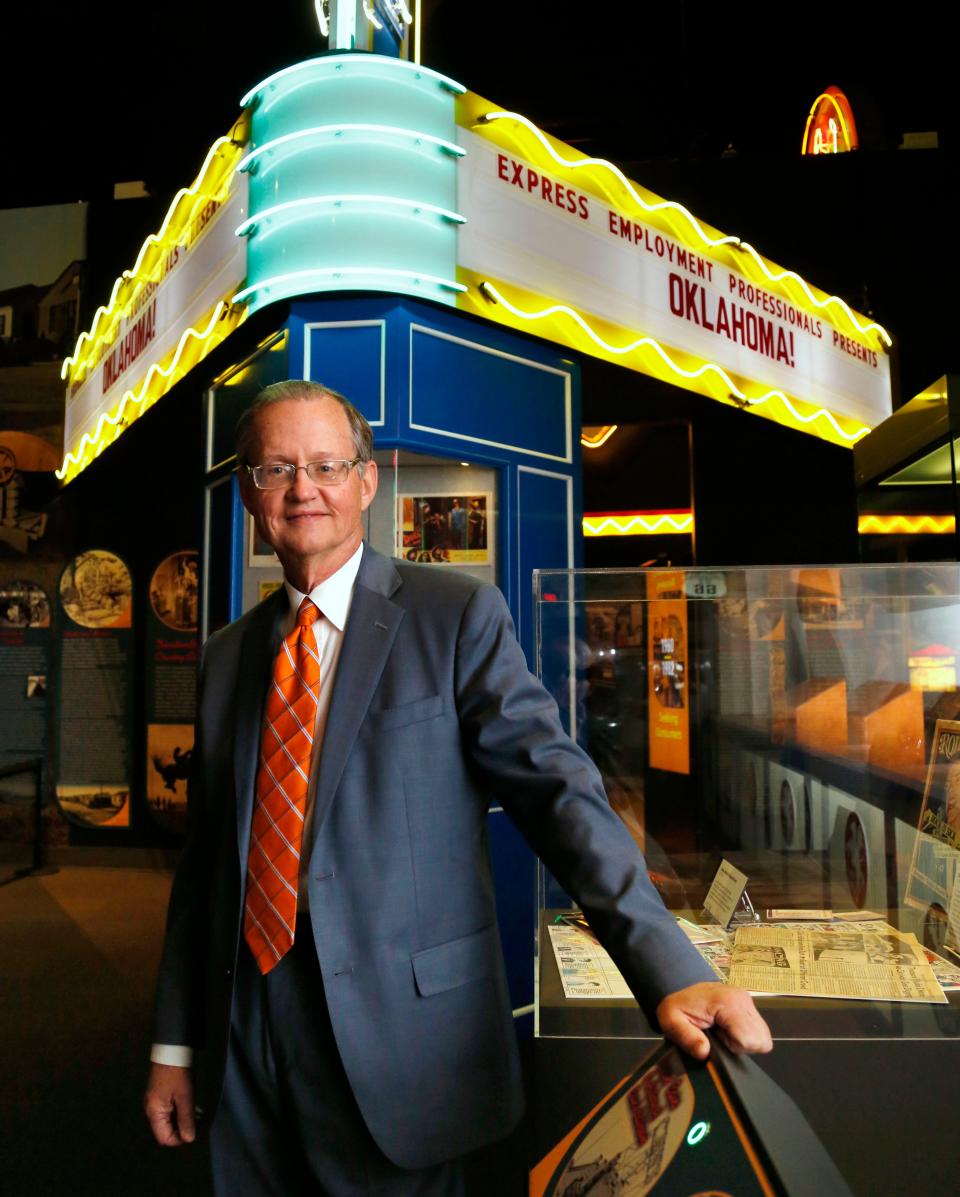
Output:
[5,0,955,400]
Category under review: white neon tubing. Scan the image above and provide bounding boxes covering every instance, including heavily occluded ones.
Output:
[240,55,465,108]
[479,281,871,444]
[236,194,466,236]
[480,110,891,347]
[362,0,383,30]
[238,124,465,173]
[233,268,467,304]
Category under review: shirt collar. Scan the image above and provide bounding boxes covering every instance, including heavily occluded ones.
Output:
[283,542,364,632]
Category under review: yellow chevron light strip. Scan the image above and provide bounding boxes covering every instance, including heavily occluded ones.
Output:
[62,119,248,382]
[468,276,871,448]
[470,107,889,348]
[584,512,693,536]
[581,425,618,448]
[858,514,955,535]
[58,300,245,483]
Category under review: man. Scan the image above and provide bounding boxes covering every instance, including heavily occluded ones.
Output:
[145,381,771,1195]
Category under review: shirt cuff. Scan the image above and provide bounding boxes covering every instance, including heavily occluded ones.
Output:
[150,1043,194,1067]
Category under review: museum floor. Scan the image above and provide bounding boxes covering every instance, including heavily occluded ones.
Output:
[0,864,527,1196]
[0,865,211,1195]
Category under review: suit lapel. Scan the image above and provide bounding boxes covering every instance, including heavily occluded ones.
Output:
[311,547,404,837]
[234,588,287,868]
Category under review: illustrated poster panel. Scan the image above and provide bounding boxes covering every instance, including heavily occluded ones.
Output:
[905,718,960,914]
[397,493,492,565]
[56,551,133,828]
[0,581,51,856]
[145,551,200,834]
[530,1041,776,1196]
[646,570,690,775]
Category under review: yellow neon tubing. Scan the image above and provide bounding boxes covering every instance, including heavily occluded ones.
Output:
[479,110,890,348]
[584,513,693,536]
[479,281,871,445]
[480,111,738,250]
[581,425,618,448]
[62,134,242,380]
[858,514,955,535]
[802,92,854,155]
[58,301,241,480]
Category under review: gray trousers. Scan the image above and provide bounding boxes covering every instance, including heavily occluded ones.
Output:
[210,915,465,1197]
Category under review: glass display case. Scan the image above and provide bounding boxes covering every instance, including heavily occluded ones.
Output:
[534,563,960,1043]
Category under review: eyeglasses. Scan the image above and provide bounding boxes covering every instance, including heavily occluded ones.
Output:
[245,459,362,490]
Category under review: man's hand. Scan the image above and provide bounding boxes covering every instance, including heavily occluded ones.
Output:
[144,1062,197,1146]
[657,982,772,1060]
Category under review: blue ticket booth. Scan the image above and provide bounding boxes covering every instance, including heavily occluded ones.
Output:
[202,294,582,1020]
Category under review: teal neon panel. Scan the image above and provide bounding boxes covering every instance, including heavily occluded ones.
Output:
[238,55,464,314]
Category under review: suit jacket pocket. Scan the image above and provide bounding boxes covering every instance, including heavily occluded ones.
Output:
[411,924,497,997]
[371,694,444,731]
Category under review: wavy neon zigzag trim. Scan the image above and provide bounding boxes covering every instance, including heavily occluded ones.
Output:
[58,302,239,480]
[584,513,693,535]
[62,135,241,380]
[478,281,871,444]
[478,111,890,347]
[858,514,954,535]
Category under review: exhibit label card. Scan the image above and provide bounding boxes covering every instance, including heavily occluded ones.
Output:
[946,873,960,962]
[702,859,748,928]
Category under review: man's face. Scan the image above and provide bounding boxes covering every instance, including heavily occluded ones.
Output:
[238,397,378,590]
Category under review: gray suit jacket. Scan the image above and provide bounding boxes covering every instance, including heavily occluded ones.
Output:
[152,545,713,1168]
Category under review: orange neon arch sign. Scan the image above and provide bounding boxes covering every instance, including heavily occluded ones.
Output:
[802,86,858,155]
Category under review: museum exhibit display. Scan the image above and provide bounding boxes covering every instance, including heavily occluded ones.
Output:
[533,562,960,1194]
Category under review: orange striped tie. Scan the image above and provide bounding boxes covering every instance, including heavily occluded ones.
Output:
[244,598,321,973]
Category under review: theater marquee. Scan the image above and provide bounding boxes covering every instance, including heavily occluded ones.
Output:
[455,92,891,445]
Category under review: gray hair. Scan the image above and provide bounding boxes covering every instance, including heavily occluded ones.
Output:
[234,380,374,468]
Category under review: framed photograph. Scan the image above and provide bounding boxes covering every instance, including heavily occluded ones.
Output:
[397,493,494,566]
[247,512,278,566]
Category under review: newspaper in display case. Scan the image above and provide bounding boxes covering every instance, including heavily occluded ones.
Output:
[547,923,633,999]
[905,718,960,911]
[727,923,947,1003]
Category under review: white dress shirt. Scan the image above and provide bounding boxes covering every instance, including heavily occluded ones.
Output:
[151,543,364,1068]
